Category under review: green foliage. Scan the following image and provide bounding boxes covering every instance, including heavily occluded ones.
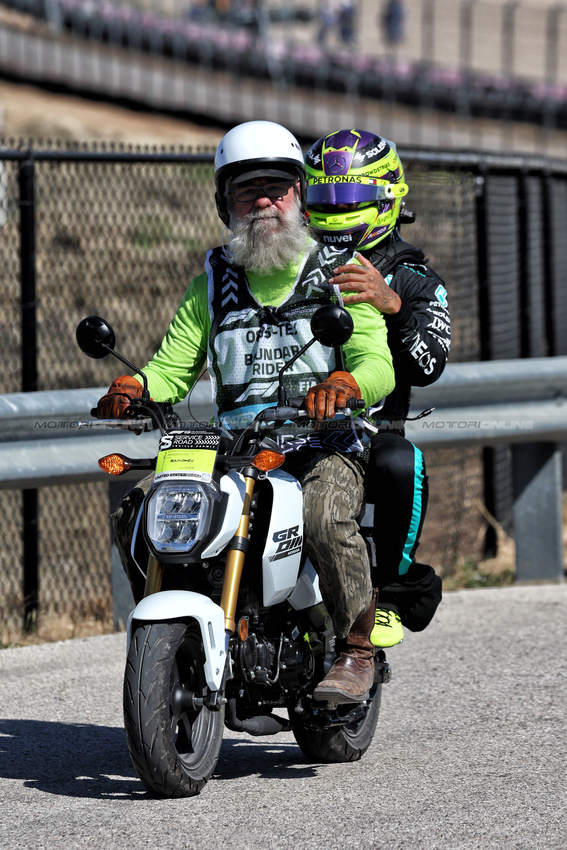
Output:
[443,559,515,591]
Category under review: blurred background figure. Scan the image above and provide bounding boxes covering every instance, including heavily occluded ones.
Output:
[317,0,338,49]
[381,0,405,45]
[245,0,270,41]
[188,0,232,22]
[338,0,357,48]
[213,0,233,16]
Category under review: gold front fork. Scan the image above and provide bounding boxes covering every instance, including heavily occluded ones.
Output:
[220,472,257,634]
[144,555,164,597]
[142,471,256,632]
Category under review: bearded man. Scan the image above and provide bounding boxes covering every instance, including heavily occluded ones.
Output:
[97,121,396,704]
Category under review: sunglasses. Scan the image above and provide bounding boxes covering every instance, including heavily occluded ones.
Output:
[230,180,294,203]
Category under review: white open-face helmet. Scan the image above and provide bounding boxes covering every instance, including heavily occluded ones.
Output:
[214,120,306,226]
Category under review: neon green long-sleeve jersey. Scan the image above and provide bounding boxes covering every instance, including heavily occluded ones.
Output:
[142,258,395,408]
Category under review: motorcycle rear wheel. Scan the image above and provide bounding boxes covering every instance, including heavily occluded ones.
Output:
[291,684,382,763]
[124,621,224,797]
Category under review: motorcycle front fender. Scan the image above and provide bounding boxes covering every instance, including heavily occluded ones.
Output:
[127,590,226,691]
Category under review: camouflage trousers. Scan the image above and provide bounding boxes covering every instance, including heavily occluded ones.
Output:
[286,451,372,639]
[113,454,372,638]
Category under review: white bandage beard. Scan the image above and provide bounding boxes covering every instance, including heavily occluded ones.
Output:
[227,192,310,274]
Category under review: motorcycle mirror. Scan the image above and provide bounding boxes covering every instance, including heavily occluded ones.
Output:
[275,304,354,406]
[76,315,150,397]
[310,304,354,348]
[76,316,116,359]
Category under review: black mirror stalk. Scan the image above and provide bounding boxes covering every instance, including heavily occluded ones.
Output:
[100,345,150,399]
[277,338,316,405]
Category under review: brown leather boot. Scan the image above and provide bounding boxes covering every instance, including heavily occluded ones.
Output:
[313,592,377,705]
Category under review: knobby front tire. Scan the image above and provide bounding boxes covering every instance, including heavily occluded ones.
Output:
[124,621,224,798]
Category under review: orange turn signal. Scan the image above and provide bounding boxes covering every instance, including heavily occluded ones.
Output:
[98,454,131,476]
[251,449,285,472]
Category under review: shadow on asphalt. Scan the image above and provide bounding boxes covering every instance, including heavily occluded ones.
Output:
[0,718,142,799]
[0,719,317,798]
[215,738,318,782]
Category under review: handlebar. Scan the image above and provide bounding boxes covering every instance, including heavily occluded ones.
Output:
[88,395,366,431]
[287,396,365,411]
[258,397,366,424]
[89,398,180,432]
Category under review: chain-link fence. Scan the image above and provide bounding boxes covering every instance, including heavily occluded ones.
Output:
[2,142,566,635]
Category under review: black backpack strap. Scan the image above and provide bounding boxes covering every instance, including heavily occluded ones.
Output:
[369,238,427,278]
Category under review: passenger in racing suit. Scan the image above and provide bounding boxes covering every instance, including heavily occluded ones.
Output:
[97,121,395,705]
[305,128,449,648]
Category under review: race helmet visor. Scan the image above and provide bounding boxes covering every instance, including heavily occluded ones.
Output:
[306,180,405,208]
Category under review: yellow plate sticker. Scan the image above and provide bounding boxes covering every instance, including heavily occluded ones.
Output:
[154,430,221,482]
[156,448,216,476]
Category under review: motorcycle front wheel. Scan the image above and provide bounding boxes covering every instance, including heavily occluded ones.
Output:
[291,684,382,763]
[124,621,225,797]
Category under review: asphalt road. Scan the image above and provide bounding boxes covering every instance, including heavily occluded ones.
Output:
[1,583,566,850]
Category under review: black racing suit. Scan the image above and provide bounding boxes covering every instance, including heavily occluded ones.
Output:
[362,231,450,631]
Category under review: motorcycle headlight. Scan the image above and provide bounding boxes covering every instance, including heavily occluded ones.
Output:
[146,482,213,554]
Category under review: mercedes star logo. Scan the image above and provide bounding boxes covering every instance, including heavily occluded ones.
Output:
[326,154,347,173]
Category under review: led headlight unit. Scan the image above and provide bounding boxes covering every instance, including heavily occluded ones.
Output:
[146,482,213,554]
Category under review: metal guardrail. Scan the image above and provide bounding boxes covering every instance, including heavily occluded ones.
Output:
[1,359,566,585]
[0,381,214,489]
[407,358,567,448]
[409,358,567,584]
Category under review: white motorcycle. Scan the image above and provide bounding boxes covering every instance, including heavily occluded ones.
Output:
[76,306,391,799]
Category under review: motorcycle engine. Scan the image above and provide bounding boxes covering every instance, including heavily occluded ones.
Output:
[235,633,276,684]
[234,631,317,689]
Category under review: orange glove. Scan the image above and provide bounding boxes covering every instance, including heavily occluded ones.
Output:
[96,375,143,419]
[304,371,361,421]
